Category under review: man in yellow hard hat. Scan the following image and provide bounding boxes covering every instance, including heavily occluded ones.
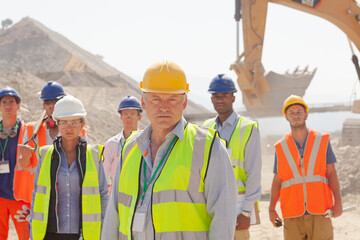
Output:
[102,60,237,240]
[268,95,342,240]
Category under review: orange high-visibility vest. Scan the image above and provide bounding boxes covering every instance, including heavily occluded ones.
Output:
[275,129,334,218]
[13,122,34,203]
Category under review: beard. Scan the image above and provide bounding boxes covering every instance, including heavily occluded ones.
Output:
[290,120,306,130]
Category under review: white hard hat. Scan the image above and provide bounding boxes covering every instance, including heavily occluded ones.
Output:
[53,95,87,120]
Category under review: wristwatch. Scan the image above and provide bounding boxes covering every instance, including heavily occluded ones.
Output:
[241,211,251,218]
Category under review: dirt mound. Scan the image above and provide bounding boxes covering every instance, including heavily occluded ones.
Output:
[0,17,208,145]
[332,139,360,197]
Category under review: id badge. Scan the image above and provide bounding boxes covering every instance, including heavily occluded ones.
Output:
[0,160,10,174]
[132,212,146,232]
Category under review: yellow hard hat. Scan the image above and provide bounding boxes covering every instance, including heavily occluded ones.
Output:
[282,95,309,115]
[140,60,190,94]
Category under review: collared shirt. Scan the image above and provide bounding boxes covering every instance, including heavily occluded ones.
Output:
[0,119,22,200]
[30,141,108,236]
[102,117,237,240]
[273,131,337,174]
[103,130,125,184]
[213,111,262,212]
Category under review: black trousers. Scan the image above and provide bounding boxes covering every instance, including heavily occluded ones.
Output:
[44,232,81,240]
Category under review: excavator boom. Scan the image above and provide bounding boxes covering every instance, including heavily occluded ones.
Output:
[231,0,360,114]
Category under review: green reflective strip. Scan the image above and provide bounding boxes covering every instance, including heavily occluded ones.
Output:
[152,189,206,204]
[32,212,44,221]
[83,213,101,222]
[82,186,99,195]
[36,185,47,195]
[118,192,133,207]
[281,175,329,189]
[155,231,209,239]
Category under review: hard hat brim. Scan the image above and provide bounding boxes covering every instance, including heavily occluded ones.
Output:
[53,113,86,121]
[140,88,189,94]
[283,103,309,116]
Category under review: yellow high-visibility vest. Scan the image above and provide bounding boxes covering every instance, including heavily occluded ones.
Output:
[203,116,257,193]
[31,144,103,240]
[118,123,218,240]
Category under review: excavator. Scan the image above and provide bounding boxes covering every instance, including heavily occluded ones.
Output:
[231,0,360,115]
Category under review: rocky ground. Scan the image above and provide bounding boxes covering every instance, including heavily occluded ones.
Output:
[7,137,359,239]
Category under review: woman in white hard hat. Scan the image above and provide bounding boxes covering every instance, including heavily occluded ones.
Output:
[30,96,108,240]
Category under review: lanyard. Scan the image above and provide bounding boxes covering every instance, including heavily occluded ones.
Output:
[0,137,9,161]
[119,138,124,149]
[141,136,178,201]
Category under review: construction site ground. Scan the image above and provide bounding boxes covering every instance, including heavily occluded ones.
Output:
[7,137,360,240]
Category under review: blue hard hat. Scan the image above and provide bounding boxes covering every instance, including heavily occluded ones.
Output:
[208,74,237,93]
[118,95,142,113]
[0,86,21,103]
[40,81,65,101]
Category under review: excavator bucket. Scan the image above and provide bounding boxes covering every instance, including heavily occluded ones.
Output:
[235,66,316,116]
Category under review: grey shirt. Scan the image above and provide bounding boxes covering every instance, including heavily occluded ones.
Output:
[101,117,237,240]
[213,111,262,212]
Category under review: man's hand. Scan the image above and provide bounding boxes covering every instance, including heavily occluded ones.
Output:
[269,209,282,228]
[17,144,34,168]
[236,213,250,230]
[331,200,343,218]
[14,205,31,222]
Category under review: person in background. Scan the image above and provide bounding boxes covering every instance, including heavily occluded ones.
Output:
[103,95,142,193]
[203,74,262,240]
[0,86,30,240]
[18,81,87,203]
[30,96,108,240]
[269,95,342,240]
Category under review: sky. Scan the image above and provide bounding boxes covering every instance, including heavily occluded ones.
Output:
[1,0,360,134]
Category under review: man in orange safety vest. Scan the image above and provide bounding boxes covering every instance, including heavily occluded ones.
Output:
[269,95,342,240]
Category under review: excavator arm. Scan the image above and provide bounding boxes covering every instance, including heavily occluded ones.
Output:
[231,0,360,113]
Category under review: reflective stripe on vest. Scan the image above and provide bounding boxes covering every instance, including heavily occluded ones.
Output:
[203,116,257,193]
[275,129,334,218]
[32,144,102,240]
[118,123,215,239]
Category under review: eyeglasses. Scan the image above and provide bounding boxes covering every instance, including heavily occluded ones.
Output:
[0,99,16,106]
[121,113,139,118]
[57,120,83,128]
[44,99,59,105]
